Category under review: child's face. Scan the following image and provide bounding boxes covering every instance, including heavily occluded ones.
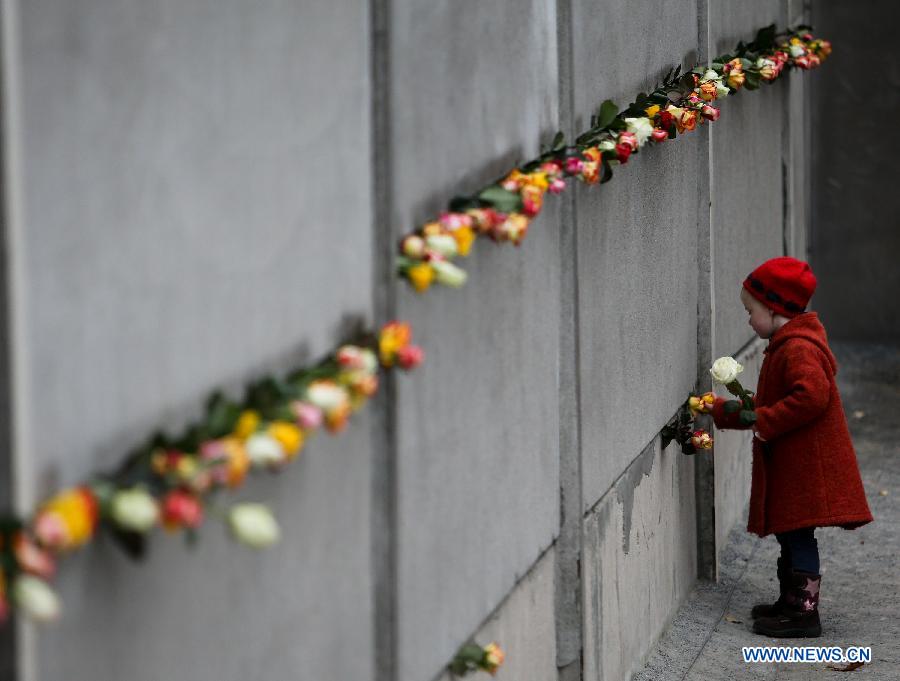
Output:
[741,288,777,339]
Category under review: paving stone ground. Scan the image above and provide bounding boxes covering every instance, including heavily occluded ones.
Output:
[632,341,900,680]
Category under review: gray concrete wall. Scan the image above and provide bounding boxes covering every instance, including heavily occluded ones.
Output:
[389,4,561,681]
[6,1,378,680]
[809,0,900,343]
[0,1,811,680]
[582,437,697,681]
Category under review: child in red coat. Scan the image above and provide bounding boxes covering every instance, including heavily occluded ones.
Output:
[708,256,873,638]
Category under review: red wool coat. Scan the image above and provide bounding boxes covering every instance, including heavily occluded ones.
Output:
[711,312,873,537]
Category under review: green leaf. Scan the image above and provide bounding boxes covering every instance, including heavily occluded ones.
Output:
[739,410,757,426]
[753,24,776,50]
[448,195,480,212]
[723,400,742,414]
[477,185,522,213]
[600,160,614,184]
[551,130,566,151]
[595,99,619,129]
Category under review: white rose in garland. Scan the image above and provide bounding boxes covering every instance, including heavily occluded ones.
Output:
[12,575,61,622]
[245,433,286,468]
[624,117,654,146]
[228,503,281,548]
[110,487,159,533]
[709,356,743,385]
[431,260,467,288]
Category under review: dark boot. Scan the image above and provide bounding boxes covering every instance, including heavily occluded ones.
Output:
[752,570,822,638]
[751,555,791,619]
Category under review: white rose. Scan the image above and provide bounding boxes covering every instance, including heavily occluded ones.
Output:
[709,356,744,385]
[715,81,730,98]
[789,44,805,58]
[424,234,458,258]
[359,348,378,374]
[431,260,467,288]
[227,503,281,549]
[701,69,720,82]
[598,139,616,152]
[305,381,348,411]
[110,487,159,532]
[245,433,286,467]
[13,575,61,622]
[624,117,654,146]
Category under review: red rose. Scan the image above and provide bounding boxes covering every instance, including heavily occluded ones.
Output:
[615,143,632,164]
[657,110,675,131]
[162,489,203,530]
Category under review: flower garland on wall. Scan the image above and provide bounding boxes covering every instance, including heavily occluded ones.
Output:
[395,24,831,292]
[0,322,423,623]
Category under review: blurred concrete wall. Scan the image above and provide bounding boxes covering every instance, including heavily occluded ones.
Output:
[0,1,811,680]
[809,0,900,344]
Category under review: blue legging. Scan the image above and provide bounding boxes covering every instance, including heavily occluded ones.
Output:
[775,526,820,574]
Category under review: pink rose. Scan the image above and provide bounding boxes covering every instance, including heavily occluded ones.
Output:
[701,105,720,122]
[292,401,324,430]
[617,131,639,151]
[564,157,584,175]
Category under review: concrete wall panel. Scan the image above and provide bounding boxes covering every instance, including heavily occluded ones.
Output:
[15,1,376,679]
[572,0,702,511]
[710,1,785,359]
[434,547,557,681]
[583,437,697,681]
[389,4,561,680]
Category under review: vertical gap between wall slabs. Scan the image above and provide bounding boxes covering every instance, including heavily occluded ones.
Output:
[554,1,583,680]
[1,0,36,678]
[0,0,17,678]
[693,0,717,583]
[370,0,398,680]
[781,2,792,258]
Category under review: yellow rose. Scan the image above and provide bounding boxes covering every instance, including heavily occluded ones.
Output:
[37,488,98,550]
[407,263,435,293]
[221,437,250,488]
[483,643,505,674]
[268,421,304,460]
[234,410,261,440]
[698,81,718,101]
[421,222,442,237]
[523,171,549,190]
[452,226,476,257]
[644,104,661,119]
[176,456,198,481]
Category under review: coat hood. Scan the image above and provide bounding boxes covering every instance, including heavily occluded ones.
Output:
[764,311,838,375]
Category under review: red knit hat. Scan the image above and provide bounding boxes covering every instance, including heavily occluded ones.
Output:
[743,256,817,318]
